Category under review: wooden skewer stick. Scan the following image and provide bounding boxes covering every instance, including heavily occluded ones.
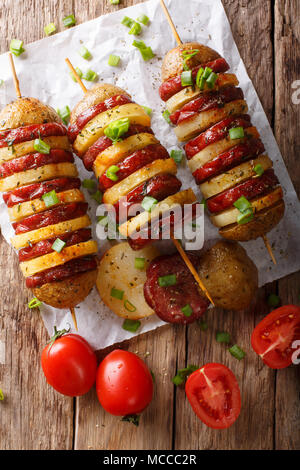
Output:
[160,0,182,46]
[8,53,79,330]
[262,235,277,265]
[65,57,215,305]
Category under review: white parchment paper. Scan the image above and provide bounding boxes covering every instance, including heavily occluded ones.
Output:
[0,0,299,350]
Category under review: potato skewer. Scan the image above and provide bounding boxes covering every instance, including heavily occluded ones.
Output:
[65,58,215,306]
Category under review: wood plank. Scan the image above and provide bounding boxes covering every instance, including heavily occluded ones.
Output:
[174,0,276,449]
[274,0,300,450]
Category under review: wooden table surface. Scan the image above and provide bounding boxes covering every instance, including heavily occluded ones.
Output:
[0,0,299,451]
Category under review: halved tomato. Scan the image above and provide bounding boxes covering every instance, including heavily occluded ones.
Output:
[185,363,241,429]
[251,305,300,369]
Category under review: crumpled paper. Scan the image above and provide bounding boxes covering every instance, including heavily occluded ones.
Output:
[0,0,299,350]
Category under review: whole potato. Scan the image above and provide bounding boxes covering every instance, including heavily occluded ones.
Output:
[0,97,61,130]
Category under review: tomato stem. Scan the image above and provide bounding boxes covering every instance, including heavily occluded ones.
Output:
[47,325,70,347]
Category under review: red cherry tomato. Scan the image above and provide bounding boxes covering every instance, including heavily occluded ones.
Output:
[185,363,241,429]
[41,328,97,397]
[251,305,300,369]
[96,350,153,417]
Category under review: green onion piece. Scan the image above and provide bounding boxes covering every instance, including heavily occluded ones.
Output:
[0,79,4,87]
[201,198,207,210]
[198,75,206,91]
[122,16,134,28]
[63,14,76,27]
[254,164,265,176]
[170,149,183,164]
[33,137,51,154]
[158,274,177,287]
[57,105,70,125]
[181,70,193,87]
[134,257,146,270]
[181,304,193,317]
[97,215,109,226]
[237,208,254,225]
[70,67,83,82]
[78,45,92,60]
[83,69,98,82]
[229,126,245,140]
[132,39,146,49]
[104,117,130,143]
[196,67,204,87]
[182,50,200,71]
[44,23,56,36]
[111,287,124,300]
[91,190,103,204]
[122,318,141,333]
[141,196,158,212]
[129,21,142,36]
[51,238,66,253]
[216,331,231,343]
[162,109,171,124]
[142,105,152,116]
[124,300,137,313]
[198,320,208,331]
[0,389,4,401]
[108,54,121,67]
[10,39,25,57]
[139,46,155,61]
[82,179,96,191]
[137,14,150,25]
[28,297,42,309]
[41,190,60,207]
[172,365,198,386]
[202,66,213,79]
[234,195,252,212]
[110,0,120,4]
[106,166,120,182]
[228,344,246,360]
[267,293,280,308]
[206,72,218,89]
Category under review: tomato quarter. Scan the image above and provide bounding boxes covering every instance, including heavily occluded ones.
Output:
[251,305,300,369]
[96,350,153,417]
[41,328,97,397]
[185,363,241,429]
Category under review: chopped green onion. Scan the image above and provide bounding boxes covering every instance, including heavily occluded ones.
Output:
[63,14,76,27]
[91,190,103,204]
[158,274,177,287]
[0,79,4,87]
[234,196,252,213]
[82,179,96,191]
[141,196,158,212]
[124,300,137,313]
[267,293,280,308]
[198,75,206,91]
[97,215,109,226]
[106,166,120,182]
[10,39,25,57]
[134,257,146,270]
[181,70,193,87]
[181,304,193,317]
[196,67,204,88]
[83,69,98,82]
[137,14,150,25]
[129,21,142,36]
[170,149,183,164]
[110,0,120,4]
[78,45,92,60]
[162,109,171,124]
[57,105,71,125]
[201,198,207,210]
[108,54,121,67]
[122,318,141,332]
[111,287,124,300]
[42,190,60,207]
[237,208,254,225]
[198,320,208,331]
[202,67,213,79]
[229,126,245,140]
[182,50,199,71]
[254,164,265,176]
[206,72,218,89]
[216,331,231,343]
[228,344,246,360]
[172,365,198,386]
[0,389,4,401]
[104,117,130,143]
[142,105,152,116]
[33,137,50,154]
[132,40,155,61]
[51,238,66,253]
[70,67,83,82]
[122,16,134,28]
[28,297,42,309]
[132,39,146,49]
[44,23,56,36]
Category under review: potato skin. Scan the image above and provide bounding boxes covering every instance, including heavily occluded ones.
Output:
[70,83,131,124]
[219,200,285,241]
[161,42,220,82]
[32,269,97,309]
[198,240,258,311]
[0,97,62,131]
